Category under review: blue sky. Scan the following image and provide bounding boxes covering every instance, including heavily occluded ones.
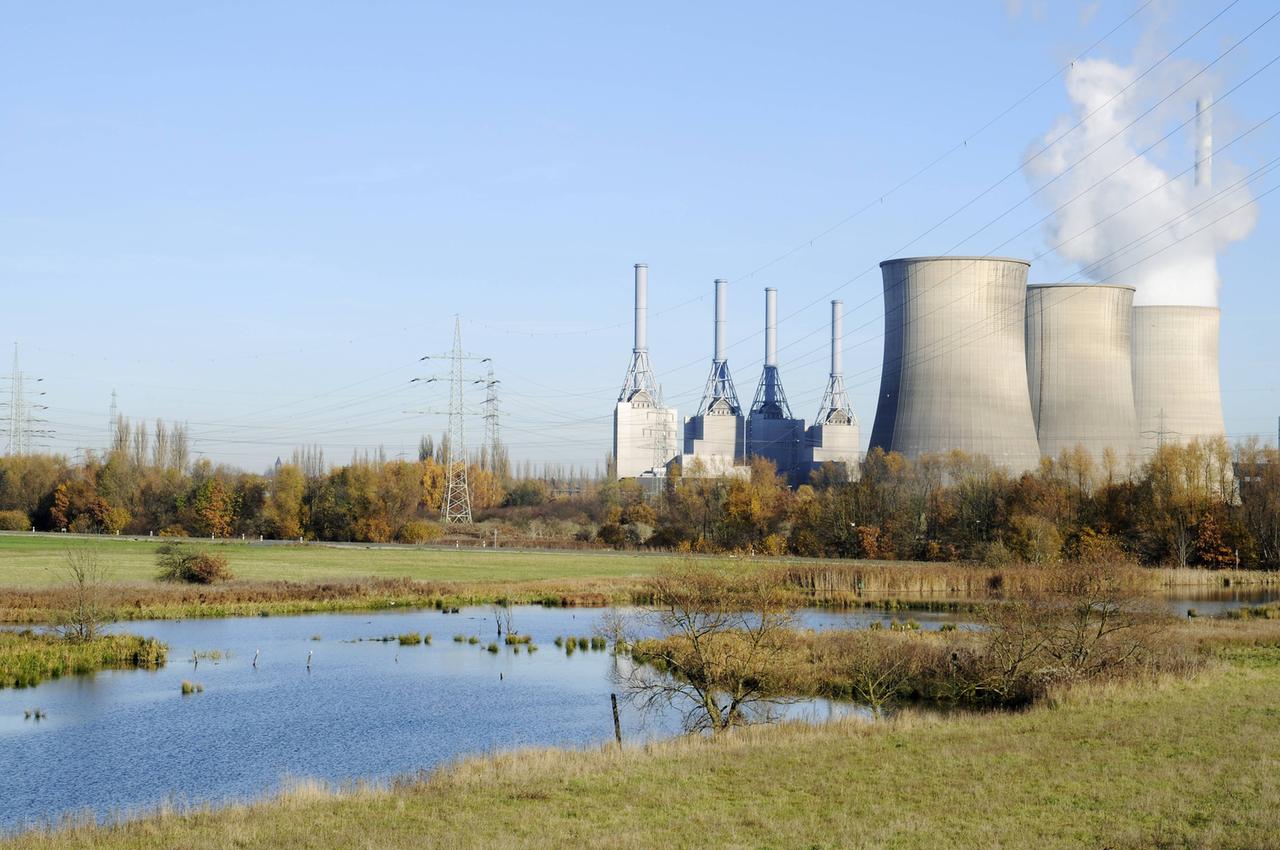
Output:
[2,1,1276,471]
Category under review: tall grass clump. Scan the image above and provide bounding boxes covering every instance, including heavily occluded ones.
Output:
[180,680,204,695]
[504,634,531,645]
[1,631,168,689]
[398,632,423,646]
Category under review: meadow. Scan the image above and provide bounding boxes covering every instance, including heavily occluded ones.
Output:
[2,532,1272,624]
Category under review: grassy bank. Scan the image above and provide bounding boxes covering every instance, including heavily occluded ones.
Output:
[3,533,1273,624]
[0,534,662,586]
[6,644,1278,849]
[0,631,167,689]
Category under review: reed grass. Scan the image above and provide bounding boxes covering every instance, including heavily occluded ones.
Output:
[397,632,423,646]
[0,631,168,689]
[3,532,1272,625]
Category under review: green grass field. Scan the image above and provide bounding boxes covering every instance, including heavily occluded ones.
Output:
[0,533,669,587]
[7,648,1278,849]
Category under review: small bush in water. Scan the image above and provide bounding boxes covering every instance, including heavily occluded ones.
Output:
[486,642,499,654]
[180,680,204,695]
[398,633,422,646]
[468,636,479,645]
[505,634,531,645]
[453,634,466,643]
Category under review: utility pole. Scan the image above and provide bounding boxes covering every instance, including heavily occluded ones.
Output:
[442,318,473,524]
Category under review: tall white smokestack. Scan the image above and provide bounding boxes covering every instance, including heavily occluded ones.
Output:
[633,263,648,351]
[1196,95,1213,189]
[831,299,843,376]
[764,287,777,367]
[714,278,728,363]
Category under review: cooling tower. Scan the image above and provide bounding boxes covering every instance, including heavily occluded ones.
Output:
[613,263,678,479]
[1025,284,1139,463]
[869,256,1041,472]
[1132,305,1226,452]
[747,287,805,478]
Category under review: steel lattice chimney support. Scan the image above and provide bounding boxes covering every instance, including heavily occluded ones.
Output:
[765,287,778,367]
[1196,95,1213,189]
[831,299,843,376]
[634,263,648,352]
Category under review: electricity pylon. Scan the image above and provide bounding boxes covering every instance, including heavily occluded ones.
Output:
[442,318,473,524]
[1,344,51,455]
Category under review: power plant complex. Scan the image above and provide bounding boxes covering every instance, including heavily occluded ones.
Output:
[610,253,1228,483]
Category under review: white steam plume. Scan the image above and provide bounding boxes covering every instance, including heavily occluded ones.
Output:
[1024,57,1258,306]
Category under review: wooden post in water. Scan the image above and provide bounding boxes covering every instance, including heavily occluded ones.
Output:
[611,693,622,747]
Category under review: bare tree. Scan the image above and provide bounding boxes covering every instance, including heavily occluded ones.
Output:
[967,561,1167,703]
[617,562,797,733]
[52,546,113,641]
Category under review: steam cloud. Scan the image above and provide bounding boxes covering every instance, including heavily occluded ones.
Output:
[1024,56,1258,306]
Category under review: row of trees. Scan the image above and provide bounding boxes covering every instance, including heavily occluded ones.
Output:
[591,437,1279,568]
[1,432,1276,567]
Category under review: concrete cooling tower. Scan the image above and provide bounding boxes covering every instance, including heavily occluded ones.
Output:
[1025,284,1140,463]
[869,256,1041,473]
[1132,305,1226,452]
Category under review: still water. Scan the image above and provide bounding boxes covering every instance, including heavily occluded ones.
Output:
[0,605,955,833]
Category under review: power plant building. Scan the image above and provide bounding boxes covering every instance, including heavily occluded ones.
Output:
[1131,305,1226,453]
[676,278,746,477]
[802,299,861,478]
[1025,283,1140,463]
[613,263,678,479]
[869,256,1041,473]
[746,287,805,479]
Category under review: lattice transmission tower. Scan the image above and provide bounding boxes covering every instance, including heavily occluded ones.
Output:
[1,344,51,456]
[478,358,502,476]
[442,318,473,524]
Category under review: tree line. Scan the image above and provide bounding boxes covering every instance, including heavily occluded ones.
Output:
[0,428,1276,567]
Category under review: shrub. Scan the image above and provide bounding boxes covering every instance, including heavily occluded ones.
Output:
[453,634,466,643]
[504,634,532,645]
[0,509,29,531]
[180,680,204,695]
[398,632,423,646]
[467,636,479,645]
[397,520,442,545]
[486,642,499,653]
[156,544,234,584]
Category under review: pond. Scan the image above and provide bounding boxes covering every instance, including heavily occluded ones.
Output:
[0,605,962,833]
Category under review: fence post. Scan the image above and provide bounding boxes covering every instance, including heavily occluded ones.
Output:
[611,693,622,747]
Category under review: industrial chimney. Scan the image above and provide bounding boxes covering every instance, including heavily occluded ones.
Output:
[747,287,804,478]
[677,278,745,475]
[1196,95,1213,189]
[613,263,677,479]
[802,299,861,478]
